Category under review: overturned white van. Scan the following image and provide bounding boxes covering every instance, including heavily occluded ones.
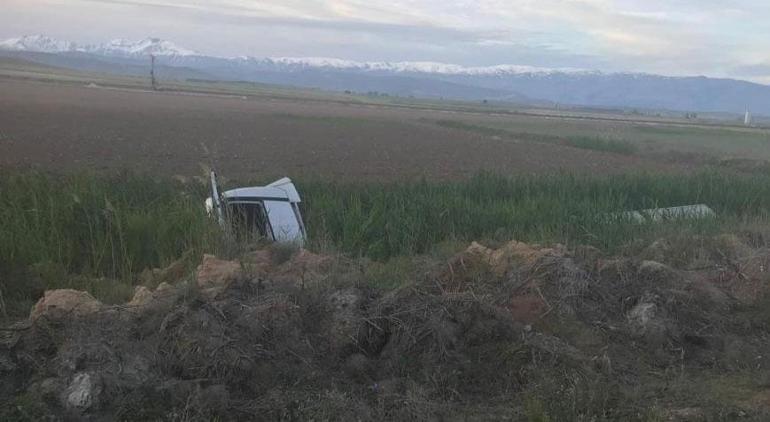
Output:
[206,172,307,245]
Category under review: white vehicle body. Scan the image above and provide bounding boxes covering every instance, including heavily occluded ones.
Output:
[206,175,307,245]
[608,204,715,223]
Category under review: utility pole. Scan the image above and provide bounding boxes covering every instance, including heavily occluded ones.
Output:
[150,54,157,91]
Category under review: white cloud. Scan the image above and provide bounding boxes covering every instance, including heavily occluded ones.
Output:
[1,0,768,82]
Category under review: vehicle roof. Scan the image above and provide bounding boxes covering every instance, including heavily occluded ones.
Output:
[224,187,290,201]
[267,178,301,203]
[223,178,301,203]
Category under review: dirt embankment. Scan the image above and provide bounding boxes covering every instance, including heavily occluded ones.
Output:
[3,236,770,420]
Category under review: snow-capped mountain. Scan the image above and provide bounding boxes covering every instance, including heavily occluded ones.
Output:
[84,38,198,57]
[0,35,77,54]
[0,35,198,57]
[0,35,585,76]
[3,34,770,114]
[232,56,588,76]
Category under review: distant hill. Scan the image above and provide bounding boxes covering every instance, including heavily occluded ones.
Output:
[0,50,213,81]
[2,34,769,115]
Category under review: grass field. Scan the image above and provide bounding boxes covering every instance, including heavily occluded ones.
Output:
[433,116,770,161]
[434,119,639,154]
[3,169,770,316]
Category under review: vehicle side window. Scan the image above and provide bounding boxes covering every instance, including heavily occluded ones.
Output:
[263,201,303,244]
[228,202,270,240]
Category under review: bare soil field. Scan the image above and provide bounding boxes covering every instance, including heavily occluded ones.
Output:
[0,78,692,181]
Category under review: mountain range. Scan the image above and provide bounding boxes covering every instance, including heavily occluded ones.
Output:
[1,35,768,115]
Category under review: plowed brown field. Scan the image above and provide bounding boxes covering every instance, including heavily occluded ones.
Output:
[0,78,687,181]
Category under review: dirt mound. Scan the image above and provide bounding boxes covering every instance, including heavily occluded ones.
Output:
[441,240,563,283]
[4,238,770,420]
[29,289,103,322]
[195,254,244,300]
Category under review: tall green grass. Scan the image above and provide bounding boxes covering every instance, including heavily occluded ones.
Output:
[5,170,770,270]
[301,171,770,259]
[564,136,638,155]
[0,171,223,277]
[0,171,221,313]
[434,119,637,154]
[3,170,770,315]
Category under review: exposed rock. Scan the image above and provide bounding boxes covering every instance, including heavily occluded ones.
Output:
[156,282,174,293]
[438,242,494,287]
[628,301,657,333]
[62,372,101,412]
[196,255,243,300]
[489,240,562,277]
[464,241,494,260]
[125,283,182,316]
[441,240,562,288]
[627,294,670,346]
[138,253,190,287]
[128,286,153,307]
[30,289,103,322]
[326,289,363,352]
[738,252,770,281]
[664,407,706,421]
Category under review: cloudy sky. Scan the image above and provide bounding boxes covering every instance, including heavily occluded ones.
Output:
[2,0,769,82]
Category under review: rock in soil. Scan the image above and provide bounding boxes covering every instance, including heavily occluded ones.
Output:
[30,289,103,322]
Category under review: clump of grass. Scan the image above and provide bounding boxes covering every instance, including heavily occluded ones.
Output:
[435,119,561,143]
[565,136,638,155]
[435,119,514,138]
[435,119,637,154]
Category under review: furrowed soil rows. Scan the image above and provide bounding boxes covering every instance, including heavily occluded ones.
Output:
[0,79,685,181]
